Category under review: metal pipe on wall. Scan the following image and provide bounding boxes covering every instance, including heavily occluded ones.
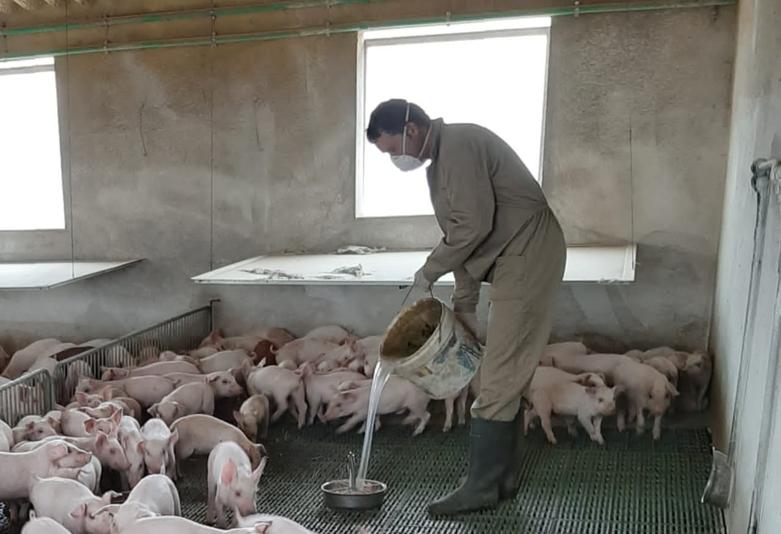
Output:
[0,0,735,61]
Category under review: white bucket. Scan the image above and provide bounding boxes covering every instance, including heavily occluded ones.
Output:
[380,298,482,400]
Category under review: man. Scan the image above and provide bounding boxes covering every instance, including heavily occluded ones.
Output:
[366,99,566,516]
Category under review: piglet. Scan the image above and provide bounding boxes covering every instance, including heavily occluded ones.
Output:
[140,418,178,479]
[170,414,266,473]
[0,440,92,500]
[117,515,268,533]
[29,476,117,534]
[234,394,270,442]
[613,360,678,439]
[78,455,103,494]
[21,511,71,534]
[148,382,215,426]
[198,350,253,374]
[443,387,469,433]
[303,325,352,344]
[524,367,620,445]
[245,363,307,428]
[3,338,60,379]
[300,365,366,426]
[273,338,340,368]
[77,377,176,408]
[98,473,181,533]
[207,442,266,528]
[0,419,13,452]
[250,326,296,349]
[324,376,431,435]
[539,341,589,367]
[118,416,145,490]
[101,360,199,381]
[315,340,366,372]
[235,510,315,533]
[165,371,244,398]
[14,430,130,472]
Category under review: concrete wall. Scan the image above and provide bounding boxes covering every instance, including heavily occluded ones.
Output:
[0,7,735,354]
[710,0,781,531]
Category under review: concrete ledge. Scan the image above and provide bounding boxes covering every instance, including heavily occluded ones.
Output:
[192,245,635,286]
[0,260,143,290]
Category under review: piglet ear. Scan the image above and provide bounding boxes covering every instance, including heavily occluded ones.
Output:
[233,410,242,424]
[95,431,108,447]
[84,419,97,433]
[137,441,145,454]
[111,410,122,425]
[47,442,68,461]
[168,429,179,447]
[254,522,272,534]
[220,459,237,485]
[69,503,88,519]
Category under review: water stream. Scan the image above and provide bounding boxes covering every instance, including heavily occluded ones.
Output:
[355,359,392,490]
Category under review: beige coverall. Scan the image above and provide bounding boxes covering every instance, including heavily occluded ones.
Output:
[421,119,567,422]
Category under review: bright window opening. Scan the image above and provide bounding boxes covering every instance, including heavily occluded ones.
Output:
[0,57,65,231]
[356,17,551,218]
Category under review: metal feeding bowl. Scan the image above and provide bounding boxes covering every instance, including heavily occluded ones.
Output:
[322,452,387,511]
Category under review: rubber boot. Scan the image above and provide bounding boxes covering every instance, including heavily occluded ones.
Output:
[428,418,514,517]
[499,411,526,500]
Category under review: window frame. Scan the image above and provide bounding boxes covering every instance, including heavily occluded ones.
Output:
[355,23,551,219]
[0,56,67,232]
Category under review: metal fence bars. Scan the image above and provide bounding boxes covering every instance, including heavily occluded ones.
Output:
[51,305,213,404]
[0,369,54,426]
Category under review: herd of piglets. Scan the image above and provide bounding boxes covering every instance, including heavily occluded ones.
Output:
[0,323,474,533]
[0,325,712,533]
[526,342,712,444]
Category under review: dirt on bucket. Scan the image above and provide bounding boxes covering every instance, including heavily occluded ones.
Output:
[381,299,442,360]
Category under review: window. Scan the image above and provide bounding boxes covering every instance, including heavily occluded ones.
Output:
[356,17,551,218]
[0,57,65,230]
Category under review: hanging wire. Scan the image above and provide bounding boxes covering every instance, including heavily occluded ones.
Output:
[65,0,75,279]
[209,2,216,271]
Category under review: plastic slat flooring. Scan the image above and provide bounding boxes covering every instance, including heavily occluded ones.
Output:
[0,424,725,533]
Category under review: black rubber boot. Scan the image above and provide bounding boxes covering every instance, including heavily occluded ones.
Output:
[498,411,526,500]
[428,418,514,517]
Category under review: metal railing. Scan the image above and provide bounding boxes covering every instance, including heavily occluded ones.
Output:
[51,304,214,404]
[0,369,55,426]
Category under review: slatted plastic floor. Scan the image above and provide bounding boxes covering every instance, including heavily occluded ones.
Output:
[171,423,726,534]
[0,422,725,533]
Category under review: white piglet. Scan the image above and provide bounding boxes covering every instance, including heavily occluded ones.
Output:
[234,394,271,442]
[0,440,92,500]
[140,418,178,479]
[99,473,181,533]
[245,364,307,428]
[324,376,431,435]
[148,383,216,426]
[21,512,71,534]
[207,441,267,528]
[29,476,117,534]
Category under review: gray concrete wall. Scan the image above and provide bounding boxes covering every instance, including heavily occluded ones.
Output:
[0,8,735,355]
[709,0,781,531]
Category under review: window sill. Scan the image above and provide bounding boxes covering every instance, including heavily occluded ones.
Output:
[192,245,635,286]
[0,260,143,290]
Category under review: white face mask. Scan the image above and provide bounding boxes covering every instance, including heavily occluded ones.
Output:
[391,104,430,172]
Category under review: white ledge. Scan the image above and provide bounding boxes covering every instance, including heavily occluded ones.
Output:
[0,260,143,290]
[192,246,635,286]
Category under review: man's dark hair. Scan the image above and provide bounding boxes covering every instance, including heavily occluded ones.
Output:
[366,99,431,141]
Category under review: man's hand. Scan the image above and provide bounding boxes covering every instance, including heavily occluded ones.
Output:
[413,268,433,293]
[455,311,480,341]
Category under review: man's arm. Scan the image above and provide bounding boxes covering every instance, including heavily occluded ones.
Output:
[421,143,495,283]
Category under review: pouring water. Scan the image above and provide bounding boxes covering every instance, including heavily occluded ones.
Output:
[356,360,392,490]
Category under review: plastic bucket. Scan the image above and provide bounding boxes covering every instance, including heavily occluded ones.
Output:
[380,298,482,400]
